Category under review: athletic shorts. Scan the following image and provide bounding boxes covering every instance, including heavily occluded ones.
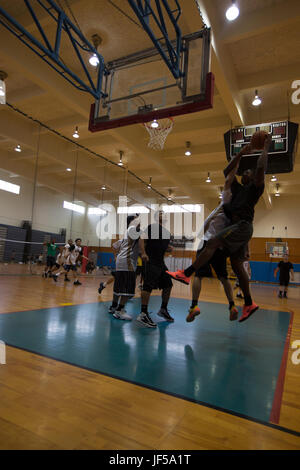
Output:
[65,264,77,272]
[143,262,173,292]
[55,263,61,269]
[113,271,136,297]
[216,220,253,259]
[279,275,290,287]
[46,256,56,267]
[195,243,228,280]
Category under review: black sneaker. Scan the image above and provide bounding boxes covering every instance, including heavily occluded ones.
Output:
[53,274,58,283]
[48,272,53,278]
[74,280,82,286]
[64,277,70,282]
[283,292,287,298]
[98,282,105,294]
[43,272,48,278]
[136,312,157,328]
[157,307,174,322]
[278,292,282,298]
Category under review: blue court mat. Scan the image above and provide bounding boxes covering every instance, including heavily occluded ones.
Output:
[0,297,291,424]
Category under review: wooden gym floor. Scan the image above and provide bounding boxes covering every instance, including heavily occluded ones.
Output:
[0,274,299,450]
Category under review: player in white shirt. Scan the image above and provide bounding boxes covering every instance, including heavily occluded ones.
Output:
[98,239,122,295]
[53,238,88,285]
[50,239,73,280]
[109,215,142,320]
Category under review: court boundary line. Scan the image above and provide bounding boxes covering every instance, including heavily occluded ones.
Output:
[269,308,294,424]
[2,302,299,439]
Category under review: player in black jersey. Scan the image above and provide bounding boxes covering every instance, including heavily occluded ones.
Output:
[274,254,294,298]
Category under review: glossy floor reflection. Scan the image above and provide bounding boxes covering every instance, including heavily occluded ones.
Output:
[0,297,291,424]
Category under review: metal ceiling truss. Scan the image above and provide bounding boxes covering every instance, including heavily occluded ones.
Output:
[127,0,183,79]
[0,0,107,100]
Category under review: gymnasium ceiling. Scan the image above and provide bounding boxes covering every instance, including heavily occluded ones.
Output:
[0,0,300,211]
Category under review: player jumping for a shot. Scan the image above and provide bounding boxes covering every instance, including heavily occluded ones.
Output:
[167,134,272,323]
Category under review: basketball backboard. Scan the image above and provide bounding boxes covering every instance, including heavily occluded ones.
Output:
[89,28,214,132]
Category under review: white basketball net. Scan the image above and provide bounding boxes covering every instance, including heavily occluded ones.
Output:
[144,118,174,150]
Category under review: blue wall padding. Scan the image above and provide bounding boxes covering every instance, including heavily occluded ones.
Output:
[250,261,300,283]
[96,254,300,284]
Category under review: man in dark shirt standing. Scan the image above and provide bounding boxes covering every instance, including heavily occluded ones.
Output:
[137,211,173,328]
[274,254,294,298]
[167,134,272,323]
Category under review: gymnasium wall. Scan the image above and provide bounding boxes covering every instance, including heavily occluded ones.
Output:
[0,170,99,244]
[253,197,300,238]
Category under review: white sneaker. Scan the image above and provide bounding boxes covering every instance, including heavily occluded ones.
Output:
[113,310,132,321]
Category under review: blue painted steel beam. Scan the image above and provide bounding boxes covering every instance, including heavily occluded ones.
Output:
[127,0,183,79]
[0,0,107,100]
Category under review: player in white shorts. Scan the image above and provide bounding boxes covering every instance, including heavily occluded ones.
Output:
[53,238,88,285]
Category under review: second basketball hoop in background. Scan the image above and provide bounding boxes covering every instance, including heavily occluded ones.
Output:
[144,117,174,150]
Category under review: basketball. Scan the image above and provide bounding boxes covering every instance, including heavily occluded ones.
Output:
[250,131,268,150]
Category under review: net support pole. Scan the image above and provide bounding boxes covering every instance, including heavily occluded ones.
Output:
[70,149,79,239]
[31,123,41,227]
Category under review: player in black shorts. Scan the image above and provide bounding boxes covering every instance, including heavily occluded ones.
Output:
[274,255,294,298]
[138,211,173,328]
[167,134,272,323]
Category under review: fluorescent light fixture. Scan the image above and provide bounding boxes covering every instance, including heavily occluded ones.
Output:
[88,207,107,215]
[14,145,21,152]
[63,201,85,214]
[206,172,211,183]
[101,184,106,190]
[0,179,20,194]
[89,53,99,66]
[252,90,262,106]
[147,177,152,189]
[275,192,280,197]
[66,168,72,172]
[226,1,239,21]
[117,206,149,214]
[271,175,277,182]
[73,126,79,138]
[162,204,201,213]
[151,119,159,129]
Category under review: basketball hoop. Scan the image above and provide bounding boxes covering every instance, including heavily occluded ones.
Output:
[144,117,174,150]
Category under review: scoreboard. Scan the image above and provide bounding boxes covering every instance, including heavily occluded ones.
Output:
[224,121,298,175]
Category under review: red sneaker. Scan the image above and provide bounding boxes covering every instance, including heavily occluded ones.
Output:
[166,270,190,285]
[186,305,200,323]
[239,303,259,323]
[229,305,239,321]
